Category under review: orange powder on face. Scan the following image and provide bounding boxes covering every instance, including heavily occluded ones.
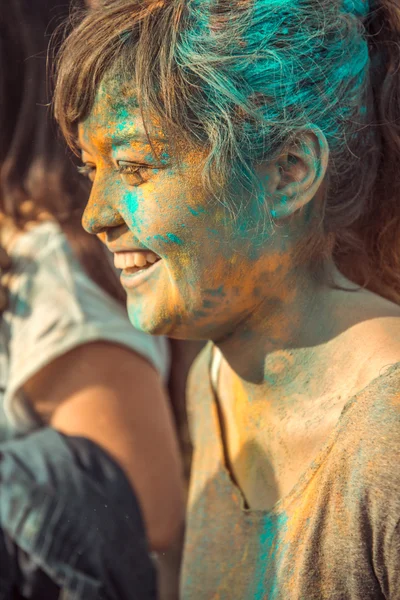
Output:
[80,86,305,342]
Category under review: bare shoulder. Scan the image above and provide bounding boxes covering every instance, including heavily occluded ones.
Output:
[327,281,400,407]
[360,305,400,367]
[338,283,400,362]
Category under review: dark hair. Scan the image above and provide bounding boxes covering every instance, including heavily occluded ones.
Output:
[54,0,400,304]
[0,0,125,303]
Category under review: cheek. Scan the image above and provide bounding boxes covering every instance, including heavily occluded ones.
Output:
[124,175,204,247]
[119,187,146,233]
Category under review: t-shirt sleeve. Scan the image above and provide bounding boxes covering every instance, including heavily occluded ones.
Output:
[5,226,170,433]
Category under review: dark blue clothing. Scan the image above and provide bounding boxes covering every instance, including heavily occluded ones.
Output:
[0,428,157,599]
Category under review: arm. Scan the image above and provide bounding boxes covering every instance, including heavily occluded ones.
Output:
[23,341,185,552]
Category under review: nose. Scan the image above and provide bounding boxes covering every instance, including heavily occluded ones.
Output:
[82,181,125,235]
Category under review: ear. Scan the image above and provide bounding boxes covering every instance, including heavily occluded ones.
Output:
[257,128,329,219]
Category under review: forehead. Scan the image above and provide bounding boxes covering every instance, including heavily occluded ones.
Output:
[78,81,165,153]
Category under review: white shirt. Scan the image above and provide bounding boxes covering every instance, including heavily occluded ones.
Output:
[0,221,169,440]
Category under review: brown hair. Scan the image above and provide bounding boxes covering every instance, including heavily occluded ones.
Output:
[54,0,400,304]
[0,0,124,303]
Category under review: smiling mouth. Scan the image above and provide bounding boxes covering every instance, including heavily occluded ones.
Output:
[114,250,161,274]
[116,250,162,291]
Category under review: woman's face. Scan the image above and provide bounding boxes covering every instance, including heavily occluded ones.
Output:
[78,85,292,340]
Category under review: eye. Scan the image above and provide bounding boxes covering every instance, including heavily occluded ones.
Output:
[77,164,96,183]
[117,161,153,186]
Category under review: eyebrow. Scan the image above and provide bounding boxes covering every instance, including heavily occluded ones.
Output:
[78,130,165,155]
[110,130,153,148]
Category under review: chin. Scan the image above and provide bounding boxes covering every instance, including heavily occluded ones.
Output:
[126,304,170,336]
[126,296,230,341]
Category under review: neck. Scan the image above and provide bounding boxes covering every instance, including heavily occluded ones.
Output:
[215,262,359,409]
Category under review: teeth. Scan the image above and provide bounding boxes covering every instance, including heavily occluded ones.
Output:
[146,253,157,264]
[114,251,160,270]
[134,253,147,268]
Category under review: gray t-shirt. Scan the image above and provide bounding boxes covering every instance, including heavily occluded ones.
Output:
[182,344,400,599]
[0,221,169,440]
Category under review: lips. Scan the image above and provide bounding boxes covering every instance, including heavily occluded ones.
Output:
[114,250,160,270]
[118,253,162,290]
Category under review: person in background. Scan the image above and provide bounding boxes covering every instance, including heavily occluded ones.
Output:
[0,0,184,596]
[0,429,158,600]
[55,0,400,598]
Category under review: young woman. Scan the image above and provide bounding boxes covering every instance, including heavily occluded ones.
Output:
[54,0,400,597]
[0,0,184,593]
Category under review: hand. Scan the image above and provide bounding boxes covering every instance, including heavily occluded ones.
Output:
[0,245,11,312]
